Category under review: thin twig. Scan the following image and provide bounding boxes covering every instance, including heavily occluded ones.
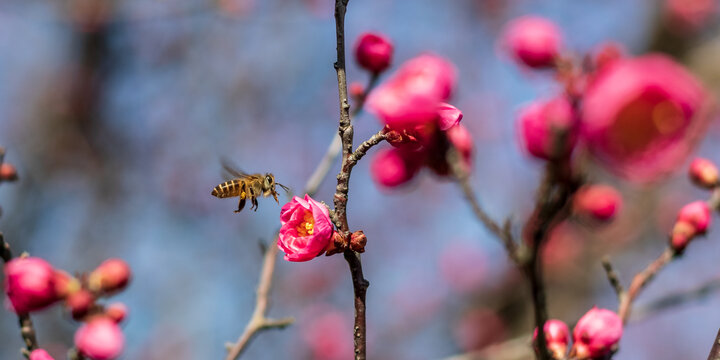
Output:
[449,148,518,263]
[616,248,675,324]
[601,256,625,300]
[633,277,720,321]
[224,243,294,360]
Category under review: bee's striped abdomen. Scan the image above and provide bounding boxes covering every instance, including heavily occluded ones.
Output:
[211,180,243,198]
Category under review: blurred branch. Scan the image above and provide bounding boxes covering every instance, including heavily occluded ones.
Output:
[708,328,720,360]
[224,243,294,360]
[633,276,720,322]
[452,151,578,360]
[601,256,625,300]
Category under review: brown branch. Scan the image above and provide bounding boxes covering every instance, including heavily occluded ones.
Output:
[708,328,720,360]
[616,248,675,324]
[449,148,518,263]
[224,243,294,360]
[601,256,625,300]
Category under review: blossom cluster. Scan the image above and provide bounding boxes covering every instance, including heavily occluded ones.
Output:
[534,308,623,360]
[4,257,131,359]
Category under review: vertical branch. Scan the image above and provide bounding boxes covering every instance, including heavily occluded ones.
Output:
[708,328,720,360]
[332,1,370,359]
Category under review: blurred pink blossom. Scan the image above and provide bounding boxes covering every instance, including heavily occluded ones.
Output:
[74,317,125,360]
[572,184,622,222]
[29,349,55,360]
[278,195,333,261]
[439,242,486,294]
[370,147,422,188]
[502,16,563,69]
[518,96,577,160]
[689,157,719,188]
[301,309,353,360]
[367,54,457,129]
[533,319,569,359]
[581,54,711,182]
[438,103,463,131]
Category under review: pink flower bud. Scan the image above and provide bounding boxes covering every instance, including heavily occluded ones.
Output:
[74,317,124,360]
[29,349,55,360]
[573,185,622,222]
[367,54,457,130]
[354,32,393,74]
[502,16,563,69]
[571,307,622,359]
[533,319,569,359]
[677,200,711,233]
[518,96,576,160]
[438,103,463,131]
[105,302,128,324]
[671,200,712,252]
[689,157,719,189]
[581,55,711,182]
[53,270,81,299]
[4,257,59,314]
[665,0,717,32]
[88,259,131,294]
[66,289,95,320]
[0,163,18,181]
[348,82,364,100]
[370,147,422,188]
[593,42,624,71]
[278,195,334,262]
[349,231,367,253]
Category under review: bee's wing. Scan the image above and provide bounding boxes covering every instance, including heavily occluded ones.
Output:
[220,158,249,181]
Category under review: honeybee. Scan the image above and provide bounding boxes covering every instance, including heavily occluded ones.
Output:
[211,165,290,213]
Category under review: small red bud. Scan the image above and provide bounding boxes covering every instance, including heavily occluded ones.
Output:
[573,185,622,222]
[349,82,365,100]
[88,259,131,294]
[571,307,622,359]
[105,302,128,324]
[349,231,367,253]
[4,257,60,314]
[0,163,18,182]
[670,201,712,252]
[689,157,719,189]
[325,231,346,256]
[66,289,95,320]
[502,16,563,69]
[354,32,394,73]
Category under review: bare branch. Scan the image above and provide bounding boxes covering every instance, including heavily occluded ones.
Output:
[601,256,625,300]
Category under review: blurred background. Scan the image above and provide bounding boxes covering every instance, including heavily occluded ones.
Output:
[1,0,720,359]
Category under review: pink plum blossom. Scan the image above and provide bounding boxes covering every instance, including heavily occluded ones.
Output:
[518,96,577,160]
[581,54,711,182]
[573,184,622,222]
[502,16,563,69]
[354,32,393,73]
[571,307,623,359]
[366,54,457,129]
[278,195,334,262]
[533,319,570,359]
[74,317,125,360]
[4,257,60,314]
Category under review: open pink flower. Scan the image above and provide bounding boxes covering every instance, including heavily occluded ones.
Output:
[74,317,125,360]
[571,307,622,359]
[366,54,457,129]
[4,257,60,314]
[278,195,333,262]
[581,55,711,182]
[502,16,563,69]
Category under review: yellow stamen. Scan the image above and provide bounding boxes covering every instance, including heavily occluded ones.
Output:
[295,211,315,237]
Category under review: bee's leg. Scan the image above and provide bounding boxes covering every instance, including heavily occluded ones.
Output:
[272,191,279,204]
[252,197,259,211]
[235,198,246,213]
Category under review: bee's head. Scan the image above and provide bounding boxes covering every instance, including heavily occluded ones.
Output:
[263,173,274,190]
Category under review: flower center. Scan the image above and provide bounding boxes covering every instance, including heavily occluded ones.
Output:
[295,211,315,236]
